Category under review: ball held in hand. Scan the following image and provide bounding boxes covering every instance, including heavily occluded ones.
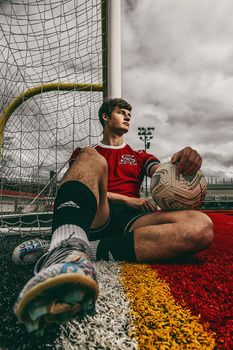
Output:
[150,162,207,211]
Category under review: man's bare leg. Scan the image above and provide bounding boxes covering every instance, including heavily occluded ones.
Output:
[61,147,109,228]
[131,210,213,261]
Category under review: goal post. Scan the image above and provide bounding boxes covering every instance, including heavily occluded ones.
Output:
[0,0,122,236]
[108,0,122,98]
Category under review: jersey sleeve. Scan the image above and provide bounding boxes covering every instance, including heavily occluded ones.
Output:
[138,150,160,176]
[69,147,81,166]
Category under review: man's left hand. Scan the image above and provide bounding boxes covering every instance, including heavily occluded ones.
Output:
[171,147,202,175]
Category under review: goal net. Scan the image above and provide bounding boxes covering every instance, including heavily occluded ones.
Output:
[0,0,107,235]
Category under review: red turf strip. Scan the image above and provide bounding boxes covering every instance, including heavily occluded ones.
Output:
[151,212,233,350]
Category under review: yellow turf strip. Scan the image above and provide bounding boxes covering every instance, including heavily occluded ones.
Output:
[120,263,216,350]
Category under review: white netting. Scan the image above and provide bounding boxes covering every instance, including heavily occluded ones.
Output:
[0,0,106,234]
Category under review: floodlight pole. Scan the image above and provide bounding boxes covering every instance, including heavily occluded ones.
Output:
[138,127,155,197]
[108,0,121,98]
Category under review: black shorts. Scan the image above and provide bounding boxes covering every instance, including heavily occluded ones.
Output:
[87,202,145,241]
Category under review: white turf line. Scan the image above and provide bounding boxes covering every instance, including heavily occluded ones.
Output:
[55,262,138,350]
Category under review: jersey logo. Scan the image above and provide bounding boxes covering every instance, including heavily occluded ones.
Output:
[119,154,137,165]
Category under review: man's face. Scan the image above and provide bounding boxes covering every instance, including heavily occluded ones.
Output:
[106,107,131,134]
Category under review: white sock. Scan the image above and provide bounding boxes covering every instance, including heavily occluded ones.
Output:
[50,224,90,251]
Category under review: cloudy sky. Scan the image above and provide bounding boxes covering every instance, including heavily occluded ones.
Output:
[121,0,233,180]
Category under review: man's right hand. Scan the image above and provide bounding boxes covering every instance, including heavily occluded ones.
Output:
[107,192,157,213]
[124,197,157,213]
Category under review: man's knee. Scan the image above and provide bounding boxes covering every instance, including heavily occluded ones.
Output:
[62,147,108,185]
[74,147,108,171]
[187,211,214,251]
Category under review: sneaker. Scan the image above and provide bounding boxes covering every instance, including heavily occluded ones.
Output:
[12,238,50,265]
[14,237,99,335]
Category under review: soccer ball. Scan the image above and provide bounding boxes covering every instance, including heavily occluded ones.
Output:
[150,162,207,211]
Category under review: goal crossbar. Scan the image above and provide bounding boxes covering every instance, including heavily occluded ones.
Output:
[0,82,103,154]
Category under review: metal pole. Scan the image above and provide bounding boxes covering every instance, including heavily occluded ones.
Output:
[138,127,155,197]
[108,0,121,98]
[145,153,148,197]
[101,0,108,100]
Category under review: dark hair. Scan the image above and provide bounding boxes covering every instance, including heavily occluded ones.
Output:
[98,98,132,128]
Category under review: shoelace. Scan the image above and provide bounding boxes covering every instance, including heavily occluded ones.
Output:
[34,237,90,274]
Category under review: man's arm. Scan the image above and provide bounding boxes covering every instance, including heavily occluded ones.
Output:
[149,147,202,178]
[107,192,157,213]
[148,163,161,177]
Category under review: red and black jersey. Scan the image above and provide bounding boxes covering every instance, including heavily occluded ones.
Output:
[69,142,160,198]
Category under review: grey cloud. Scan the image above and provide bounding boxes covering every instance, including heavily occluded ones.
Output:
[124,0,139,12]
[203,152,233,168]
[167,109,233,127]
[203,167,230,179]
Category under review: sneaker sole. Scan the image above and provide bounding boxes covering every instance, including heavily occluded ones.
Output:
[15,272,99,323]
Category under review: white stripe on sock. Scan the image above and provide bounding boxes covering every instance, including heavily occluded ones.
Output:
[89,240,100,261]
[50,225,89,250]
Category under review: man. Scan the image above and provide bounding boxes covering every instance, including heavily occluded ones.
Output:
[14,98,213,335]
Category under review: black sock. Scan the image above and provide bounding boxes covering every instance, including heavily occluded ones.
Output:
[95,230,137,262]
[52,181,97,233]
